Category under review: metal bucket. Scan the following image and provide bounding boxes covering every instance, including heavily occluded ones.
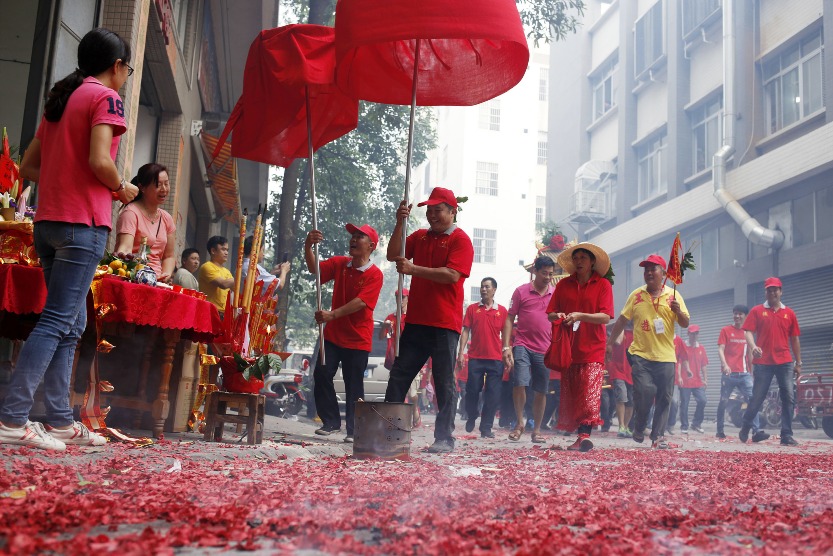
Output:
[353,401,413,460]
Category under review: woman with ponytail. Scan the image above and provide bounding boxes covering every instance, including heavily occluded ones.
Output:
[114,163,176,281]
[0,28,140,450]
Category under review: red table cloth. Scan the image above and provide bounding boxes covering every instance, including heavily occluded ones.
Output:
[96,275,222,343]
[0,264,47,315]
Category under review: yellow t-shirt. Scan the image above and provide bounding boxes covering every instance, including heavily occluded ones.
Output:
[621,284,689,363]
[198,261,234,312]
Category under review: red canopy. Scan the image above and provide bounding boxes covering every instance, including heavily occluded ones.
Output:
[214,24,358,168]
[334,0,530,106]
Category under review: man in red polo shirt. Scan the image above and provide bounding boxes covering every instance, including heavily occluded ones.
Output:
[458,277,507,438]
[384,187,474,453]
[679,325,708,433]
[305,223,383,442]
[609,322,634,438]
[740,277,801,446]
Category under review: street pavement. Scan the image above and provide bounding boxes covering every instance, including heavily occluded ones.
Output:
[2,411,832,554]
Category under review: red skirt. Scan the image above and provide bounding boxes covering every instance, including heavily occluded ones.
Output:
[557,362,605,432]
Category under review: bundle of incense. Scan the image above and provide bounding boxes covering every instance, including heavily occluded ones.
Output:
[241,210,262,312]
[232,209,247,311]
[249,278,279,354]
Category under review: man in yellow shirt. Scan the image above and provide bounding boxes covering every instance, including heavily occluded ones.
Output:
[607,254,690,449]
[198,235,234,315]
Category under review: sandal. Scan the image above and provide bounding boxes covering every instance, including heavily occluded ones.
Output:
[508,427,524,441]
[531,432,547,444]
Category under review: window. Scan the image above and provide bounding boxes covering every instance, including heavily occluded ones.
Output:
[539,67,549,101]
[537,132,548,165]
[793,192,815,247]
[423,162,431,194]
[700,227,718,274]
[636,132,667,202]
[817,187,833,241]
[718,223,734,270]
[690,96,722,174]
[170,0,191,40]
[763,30,824,135]
[634,1,664,77]
[471,286,480,302]
[473,229,497,264]
[535,196,546,224]
[682,0,721,39]
[476,162,499,196]
[591,56,618,120]
[478,99,500,131]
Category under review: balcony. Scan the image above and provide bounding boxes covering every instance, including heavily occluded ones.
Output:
[567,190,607,223]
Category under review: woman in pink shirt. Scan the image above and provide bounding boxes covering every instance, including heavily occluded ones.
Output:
[114,163,176,280]
[0,28,138,451]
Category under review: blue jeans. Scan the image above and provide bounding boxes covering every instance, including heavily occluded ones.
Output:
[0,222,108,426]
[743,363,795,438]
[716,373,760,433]
[679,387,707,429]
[465,358,502,433]
[385,324,459,442]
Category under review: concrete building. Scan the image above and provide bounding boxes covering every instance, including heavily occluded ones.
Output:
[0,0,277,258]
[548,0,833,417]
[411,48,551,309]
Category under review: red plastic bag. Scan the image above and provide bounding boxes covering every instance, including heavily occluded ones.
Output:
[544,319,574,371]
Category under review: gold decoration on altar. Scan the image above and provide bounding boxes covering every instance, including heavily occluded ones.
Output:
[96,339,115,353]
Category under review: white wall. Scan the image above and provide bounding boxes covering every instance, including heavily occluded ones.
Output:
[759,0,823,55]
[689,39,723,103]
[590,4,619,70]
[636,81,668,139]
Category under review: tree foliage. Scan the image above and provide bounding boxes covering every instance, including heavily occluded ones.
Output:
[517,0,586,46]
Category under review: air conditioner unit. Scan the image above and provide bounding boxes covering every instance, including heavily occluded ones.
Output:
[570,190,606,216]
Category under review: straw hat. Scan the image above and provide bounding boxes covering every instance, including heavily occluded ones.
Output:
[557,242,611,277]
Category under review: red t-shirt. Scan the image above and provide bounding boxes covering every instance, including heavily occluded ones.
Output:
[404,227,473,333]
[743,304,800,365]
[462,302,506,360]
[680,343,708,388]
[545,274,614,364]
[34,77,127,230]
[718,325,750,373]
[319,256,383,351]
[609,329,633,384]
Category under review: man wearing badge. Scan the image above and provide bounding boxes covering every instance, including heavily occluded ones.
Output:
[607,254,690,449]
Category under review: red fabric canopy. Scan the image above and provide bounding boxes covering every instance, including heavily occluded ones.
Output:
[334,0,530,106]
[214,24,358,168]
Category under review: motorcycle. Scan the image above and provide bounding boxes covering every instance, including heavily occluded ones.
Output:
[726,390,747,428]
[261,371,306,417]
[759,382,818,430]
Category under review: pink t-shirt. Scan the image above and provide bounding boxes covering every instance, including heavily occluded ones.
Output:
[116,203,175,274]
[34,77,126,229]
[508,282,554,354]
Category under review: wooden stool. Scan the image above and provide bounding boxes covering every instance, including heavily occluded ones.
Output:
[203,392,265,445]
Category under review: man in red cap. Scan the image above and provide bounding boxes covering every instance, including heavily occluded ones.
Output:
[679,325,708,433]
[385,186,474,453]
[740,277,802,446]
[304,223,384,442]
[607,254,690,449]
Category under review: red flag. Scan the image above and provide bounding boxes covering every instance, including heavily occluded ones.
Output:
[666,233,683,285]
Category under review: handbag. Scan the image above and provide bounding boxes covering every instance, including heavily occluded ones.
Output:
[544,318,574,371]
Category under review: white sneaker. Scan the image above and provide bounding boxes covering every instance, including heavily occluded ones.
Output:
[0,420,66,451]
[47,421,107,446]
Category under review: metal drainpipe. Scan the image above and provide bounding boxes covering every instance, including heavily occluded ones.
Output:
[713,0,784,249]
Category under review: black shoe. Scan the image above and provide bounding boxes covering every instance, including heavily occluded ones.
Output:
[715,431,727,439]
[600,426,611,433]
[425,439,455,453]
[739,424,751,443]
[315,425,340,436]
[465,419,476,433]
[480,430,495,438]
[780,436,798,446]
[751,431,770,443]
[632,430,645,444]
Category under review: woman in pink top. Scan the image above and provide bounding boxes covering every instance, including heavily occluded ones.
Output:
[114,163,176,280]
[0,28,138,451]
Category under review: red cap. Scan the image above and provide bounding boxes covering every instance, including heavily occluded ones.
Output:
[345,223,379,248]
[417,186,458,208]
[688,325,700,333]
[764,277,782,289]
[639,254,667,271]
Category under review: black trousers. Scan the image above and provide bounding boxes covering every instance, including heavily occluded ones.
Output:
[314,340,368,434]
[385,324,460,442]
[465,359,503,433]
[630,355,675,441]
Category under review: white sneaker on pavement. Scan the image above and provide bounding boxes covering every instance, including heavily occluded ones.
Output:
[47,421,107,446]
[0,420,66,451]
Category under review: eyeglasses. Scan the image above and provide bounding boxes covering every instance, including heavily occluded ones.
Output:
[123,61,134,77]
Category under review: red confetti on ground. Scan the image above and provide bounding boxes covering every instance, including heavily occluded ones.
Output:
[1,443,832,554]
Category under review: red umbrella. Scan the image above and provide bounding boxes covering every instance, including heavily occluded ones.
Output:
[214,24,359,363]
[334,0,529,353]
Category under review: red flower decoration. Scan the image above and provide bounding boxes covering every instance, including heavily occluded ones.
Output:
[549,234,565,251]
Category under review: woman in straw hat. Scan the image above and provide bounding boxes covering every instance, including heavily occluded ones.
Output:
[546,243,614,452]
